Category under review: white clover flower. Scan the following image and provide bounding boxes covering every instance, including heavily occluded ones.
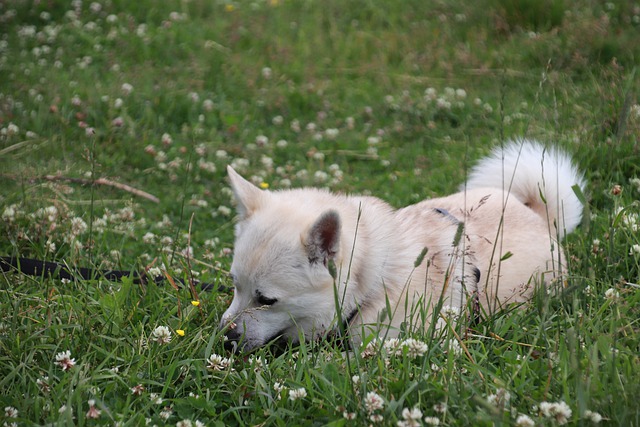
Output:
[86,399,101,419]
[2,206,16,222]
[159,407,173,420]
[540,401,572,425]
[314,171,328,183]
[402,338,428,358]
[341,117,354,132]
[7,123,20,136]
[447,339,463,356]
[151,326,172,344]
[55,350,76,371]
[121,83,133,96]
[202,99,214,112]
[37,376,51,393]
[367,136,381,145]
[155,151,167,163]
[325,128,339,139]
[4,406,18,418]
[130,384,145,395]
[397,407,423,427]
[161,133,173,146]
[436,97,451,110]
[583,409,603,423]
[147,267,162,279]
[361,338,379,358]
[424,416,440,425]
[441,305,461,319]
[255,135,269,147]
[630,244,640,255]
[515,414,535,427]
[487,388,511,408]
[288,387,307,401]
[273,381,285,399]
[248,355,267,373]
[197,158,216,173]
[364,391,384,413]
[383,338,402,356]
[433,402,447,413]
[343,411,357,420]
[206,353,232,371]
[142,232,156,244]
[70,217,88,236]
[604,288,620,301]
[369,414,384,423]
[204,238,219,248]
[261,67,272,79]
[217,205,232,216]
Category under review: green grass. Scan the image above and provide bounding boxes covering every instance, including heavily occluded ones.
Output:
[1,0,639,425]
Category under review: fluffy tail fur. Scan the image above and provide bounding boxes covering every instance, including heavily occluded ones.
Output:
[465,139,586,236]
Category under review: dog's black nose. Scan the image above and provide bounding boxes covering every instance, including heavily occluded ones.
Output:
[223,328,242,352]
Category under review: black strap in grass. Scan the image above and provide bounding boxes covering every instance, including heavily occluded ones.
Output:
[0,256,228,293]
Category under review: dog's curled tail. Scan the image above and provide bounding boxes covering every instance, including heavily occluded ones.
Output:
[465,138,586,236]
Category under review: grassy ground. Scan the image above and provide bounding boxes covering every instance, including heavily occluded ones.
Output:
[1,0,639,425]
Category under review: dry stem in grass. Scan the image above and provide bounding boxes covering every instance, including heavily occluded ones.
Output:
[1,174,160,203]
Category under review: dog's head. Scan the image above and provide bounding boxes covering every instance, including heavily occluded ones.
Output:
[219,166,347,352]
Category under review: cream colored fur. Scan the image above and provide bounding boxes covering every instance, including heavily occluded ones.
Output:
[219,139,585,352]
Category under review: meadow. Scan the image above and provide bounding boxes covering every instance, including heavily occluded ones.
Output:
[1,0,639,425]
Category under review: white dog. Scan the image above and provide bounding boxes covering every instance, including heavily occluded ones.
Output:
[219,139,585,352]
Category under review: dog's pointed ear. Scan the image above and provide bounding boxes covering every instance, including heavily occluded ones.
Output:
[227,165,266,220]
[306,210,341,265]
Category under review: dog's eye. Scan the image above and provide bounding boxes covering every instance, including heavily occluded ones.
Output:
[256,290,278,306]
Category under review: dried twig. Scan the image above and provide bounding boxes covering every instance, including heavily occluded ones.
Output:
[1,174,160,203]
